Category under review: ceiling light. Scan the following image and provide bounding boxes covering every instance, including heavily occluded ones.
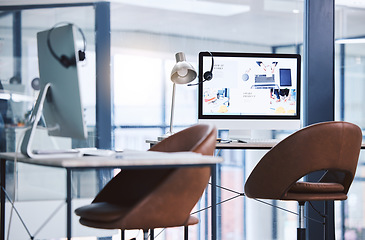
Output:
[336,38,365,44]
[336,0,365,8]
[111,0,250,16]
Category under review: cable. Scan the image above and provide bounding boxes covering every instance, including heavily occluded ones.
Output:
[1,186,33,239]
[5,123,79,239]
[209,182,243,195]
[149,181,327,240]
[191,194,243,215]
[188,51,214,86]
[208,182,325,225]
[151,194,243,239]
[212,149,325,225]
[308,201,327,225]
[153,229,165,239]
[33,201,66,237]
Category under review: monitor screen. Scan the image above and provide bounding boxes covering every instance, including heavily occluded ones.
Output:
[198,52,301,135]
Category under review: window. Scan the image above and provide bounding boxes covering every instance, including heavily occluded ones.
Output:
[335,1,365,239]
[111,1,303,239]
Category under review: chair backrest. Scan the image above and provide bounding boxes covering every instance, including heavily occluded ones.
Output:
[149,124,217,155]
[244,121,362,200]
[93,124,217,229]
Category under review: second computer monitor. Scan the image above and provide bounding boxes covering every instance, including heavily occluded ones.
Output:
[198,52,301,138]
[20,24,88,158]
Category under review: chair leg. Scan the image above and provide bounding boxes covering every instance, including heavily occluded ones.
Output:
[184,226,189,240]
[121,230,125,240]
[150,229,154,240]
[297,202,306,240]
[143,230,149,240]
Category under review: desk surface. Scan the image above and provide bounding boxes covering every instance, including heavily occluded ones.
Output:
[147,139,279,150]
[0,151,223,169]
[148,139,365,150]
[216,142,277,149]
[216,141,365,149]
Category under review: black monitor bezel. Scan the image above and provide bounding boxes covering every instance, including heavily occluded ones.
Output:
[198,51,301,120]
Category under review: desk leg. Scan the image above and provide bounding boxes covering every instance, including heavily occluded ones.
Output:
[66,169,71,240]
[1,159,5,240]
[211,164,217,240]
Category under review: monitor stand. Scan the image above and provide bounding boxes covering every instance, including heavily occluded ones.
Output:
[228,129,278,143]
[228,130,252,142]
[20,83,81,159]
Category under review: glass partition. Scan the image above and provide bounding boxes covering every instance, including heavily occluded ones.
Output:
[0,5,102,239]
[335,1,365,239]
[0,6,96,152]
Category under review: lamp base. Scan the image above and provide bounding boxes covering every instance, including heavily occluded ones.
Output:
[157,131,174,141]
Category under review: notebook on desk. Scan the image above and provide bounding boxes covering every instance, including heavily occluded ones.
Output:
[31,148,116,158]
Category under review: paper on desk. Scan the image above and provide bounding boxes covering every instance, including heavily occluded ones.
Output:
[115,149,202,159]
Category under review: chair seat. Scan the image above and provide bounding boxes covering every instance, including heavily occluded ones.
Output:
[282,192,347,201]
[75,202,200,230]
[75,202,130,223]
[289,182,345,193]
[281,181,347,201]
[79,214,199,231]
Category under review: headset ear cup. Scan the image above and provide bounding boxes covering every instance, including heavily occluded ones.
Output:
[60,55,76,68]
[78,50,86,61]
[203,71,213,81]
[60,55,71,68]
[47,23,87,68]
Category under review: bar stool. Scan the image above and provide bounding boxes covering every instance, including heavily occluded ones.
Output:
[244,121,362,240]
[75,124,217,240]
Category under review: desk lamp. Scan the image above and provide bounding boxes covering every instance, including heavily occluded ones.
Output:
[163,52,197,139]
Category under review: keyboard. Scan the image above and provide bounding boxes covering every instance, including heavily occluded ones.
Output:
[234,138,280,144]
[251,84,279,89]
[78,148,116,156]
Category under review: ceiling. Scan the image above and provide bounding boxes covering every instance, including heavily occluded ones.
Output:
[0,0,365,47]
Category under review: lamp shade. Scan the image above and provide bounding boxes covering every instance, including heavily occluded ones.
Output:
[170,52,197,84]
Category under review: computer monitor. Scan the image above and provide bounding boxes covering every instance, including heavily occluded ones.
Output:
[198,52,301,140]
[21,24,87,158]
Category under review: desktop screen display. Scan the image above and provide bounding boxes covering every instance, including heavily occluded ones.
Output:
[198,52,301,122]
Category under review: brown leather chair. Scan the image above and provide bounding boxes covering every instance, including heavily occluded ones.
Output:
[244,121,362,240]
[75,124,217,240]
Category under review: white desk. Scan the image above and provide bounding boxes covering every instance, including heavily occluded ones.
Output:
[147,139,279,150]
[0,152,223,240]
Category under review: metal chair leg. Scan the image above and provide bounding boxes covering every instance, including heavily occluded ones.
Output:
[121,230,125,240]
[143,230,149,240]
[150,229,154,240]
[184,226,189,240]
[297,202,306,240]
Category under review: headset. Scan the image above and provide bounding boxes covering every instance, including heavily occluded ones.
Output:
[188,51,214,86]
[47,22,86,68]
